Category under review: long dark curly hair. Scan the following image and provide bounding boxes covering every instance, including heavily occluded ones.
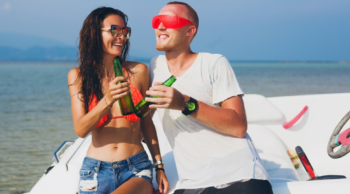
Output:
[78,7,131,112]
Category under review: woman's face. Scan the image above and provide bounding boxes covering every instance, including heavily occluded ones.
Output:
[101,14,127,59]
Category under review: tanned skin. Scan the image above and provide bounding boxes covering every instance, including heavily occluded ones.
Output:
[69,14,169,194]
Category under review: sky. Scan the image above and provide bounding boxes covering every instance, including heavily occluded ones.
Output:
[0,0,349,61]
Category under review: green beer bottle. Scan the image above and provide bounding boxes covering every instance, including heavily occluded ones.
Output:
[113,59,136,115]
[135,75,176,118]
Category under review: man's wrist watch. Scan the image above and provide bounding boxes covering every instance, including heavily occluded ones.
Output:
[152,160,164,168]
[182,97,198,116]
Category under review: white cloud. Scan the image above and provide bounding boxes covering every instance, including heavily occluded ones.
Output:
[1,2,11,12]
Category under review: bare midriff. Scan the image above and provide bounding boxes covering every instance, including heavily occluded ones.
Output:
[86,117,144,162]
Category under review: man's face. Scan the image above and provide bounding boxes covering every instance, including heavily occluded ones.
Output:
[155,4,191,51]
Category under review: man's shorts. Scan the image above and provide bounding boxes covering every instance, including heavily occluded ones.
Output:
[174,179,273,194]
[78,151,153,194]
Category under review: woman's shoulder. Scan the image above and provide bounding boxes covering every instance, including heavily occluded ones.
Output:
[68,67,80,76]
[128,61,149,76]
[128,61,148,70]
[67,67,81,86]
[127,61,149,89]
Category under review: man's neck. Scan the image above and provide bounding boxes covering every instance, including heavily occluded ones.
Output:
[165,48,198,77]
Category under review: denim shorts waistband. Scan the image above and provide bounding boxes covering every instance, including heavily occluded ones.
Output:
[82,150,149,171]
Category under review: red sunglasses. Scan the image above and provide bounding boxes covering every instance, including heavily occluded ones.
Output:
[152,15,194,29]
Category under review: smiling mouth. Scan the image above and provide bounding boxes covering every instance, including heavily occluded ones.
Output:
[158,34,169,40]
[113,43,123,47]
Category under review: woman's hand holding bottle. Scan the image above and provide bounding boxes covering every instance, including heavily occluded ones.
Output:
[104,76,130,107]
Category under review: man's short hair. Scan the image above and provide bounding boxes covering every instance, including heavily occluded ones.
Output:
[166,1,199,33]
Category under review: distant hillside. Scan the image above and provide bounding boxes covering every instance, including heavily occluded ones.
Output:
[0,46,153,62]
[0,32,74,49]
[0,46,78,61]
[0,32,155,62]
[0,32,79,61]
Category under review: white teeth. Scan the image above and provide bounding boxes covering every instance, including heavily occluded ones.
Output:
[159,35,168,39]
[113,44,122,46]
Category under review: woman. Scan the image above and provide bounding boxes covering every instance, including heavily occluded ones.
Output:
[68,7,169,194]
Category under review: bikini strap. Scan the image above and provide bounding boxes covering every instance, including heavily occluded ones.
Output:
[122,67,132,83]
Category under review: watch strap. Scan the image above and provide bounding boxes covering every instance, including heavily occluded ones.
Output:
[155,167,165,172]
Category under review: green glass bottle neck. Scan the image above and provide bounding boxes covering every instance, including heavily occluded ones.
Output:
[145,75,176,98]
[113,59,124,76]
[162,75,176,87]
[113,59,125,84]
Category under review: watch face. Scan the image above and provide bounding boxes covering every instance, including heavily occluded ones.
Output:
[187,102,196,111]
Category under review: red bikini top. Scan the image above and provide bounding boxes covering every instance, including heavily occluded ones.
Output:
[88,74,143,127]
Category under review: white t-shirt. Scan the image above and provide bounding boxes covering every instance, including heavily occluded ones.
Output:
[149,53,269,189]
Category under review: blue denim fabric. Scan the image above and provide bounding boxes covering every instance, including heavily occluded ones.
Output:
[78,151,153,194]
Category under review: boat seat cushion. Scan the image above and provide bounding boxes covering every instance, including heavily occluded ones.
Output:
[243,94,286,124]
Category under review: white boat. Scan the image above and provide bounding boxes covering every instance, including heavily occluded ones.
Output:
[27,93,350,194]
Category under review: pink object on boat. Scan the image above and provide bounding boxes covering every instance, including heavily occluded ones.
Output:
[338,128,350,146]
[283,106,308,129]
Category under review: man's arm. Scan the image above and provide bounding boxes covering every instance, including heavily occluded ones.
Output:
[145,86,247,138]
[186,94,247,138]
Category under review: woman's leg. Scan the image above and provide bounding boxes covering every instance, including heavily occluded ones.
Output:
[111,177,153,194]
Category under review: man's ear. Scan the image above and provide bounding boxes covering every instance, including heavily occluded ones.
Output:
[186,26,197,36]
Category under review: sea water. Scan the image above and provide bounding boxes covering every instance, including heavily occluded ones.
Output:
[0,62,349,193]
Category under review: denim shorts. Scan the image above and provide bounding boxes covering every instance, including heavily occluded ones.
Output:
[78,151,153,194]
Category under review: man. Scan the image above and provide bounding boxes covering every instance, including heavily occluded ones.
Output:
[146,2,273,194]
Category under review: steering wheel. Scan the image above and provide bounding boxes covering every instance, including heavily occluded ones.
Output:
[328,111,350,159]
